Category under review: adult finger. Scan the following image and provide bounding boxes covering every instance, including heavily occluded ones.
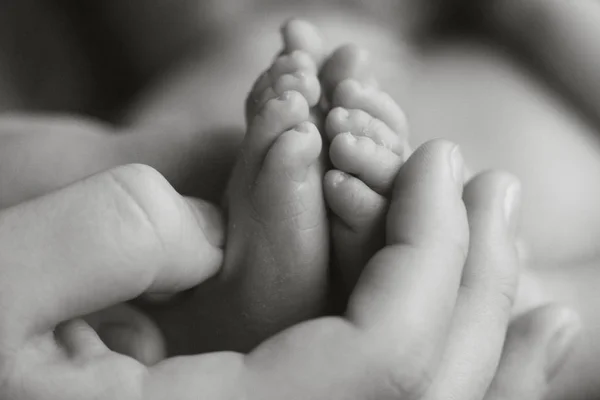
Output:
[485,305,581,400]
[422,171,521,399]
[347,139,469,394]
[0,164,223,344]
[85,304,166,366]
[0,115,241,208]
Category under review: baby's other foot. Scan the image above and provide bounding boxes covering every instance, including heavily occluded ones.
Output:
[322,46,412,300]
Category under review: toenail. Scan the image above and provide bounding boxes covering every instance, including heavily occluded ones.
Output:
[364,135,384,149]
[278,91,292,101]
[292,71,307,79]
[449,145,464,188]
[504,181,521,237]
[358,134,375,144]
[329,171,349,187]
[341,132,356,143]
[295,122,313,133]
[336,108,350,119]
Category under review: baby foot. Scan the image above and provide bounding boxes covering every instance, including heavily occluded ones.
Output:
[221,21,329,349]
[217,23,330,353]
[225,89,328,342]
[145,21,329,355]
[321,45,412,300]
[145,21,329,356]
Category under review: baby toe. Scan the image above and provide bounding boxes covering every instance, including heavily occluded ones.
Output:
[325,107,404,156]
[329,133,403,195]
[320,44,373,100]
[244,91,310,172]
[333,79,408,139]
[281,19,326,66]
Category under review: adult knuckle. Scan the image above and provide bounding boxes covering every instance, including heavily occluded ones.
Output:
[470,248,519,313]
[104,164,182,250]
[495,275,518,314]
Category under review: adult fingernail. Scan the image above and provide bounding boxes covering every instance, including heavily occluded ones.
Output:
[450,145,464,188]
[504,180,521,237]
[196,200,225,248]
[545,310,581,381]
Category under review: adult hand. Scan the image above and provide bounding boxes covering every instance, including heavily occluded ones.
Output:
[0,163,223,399]
[0,140,578,399]
[0,114,239,364]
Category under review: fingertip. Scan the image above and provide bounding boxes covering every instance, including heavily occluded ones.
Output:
[85,304,167,366]
[388,139,467,248]
[184,197,225,249]
[347,141,470,344]
[463,170,522,244]
[394,139,463,194]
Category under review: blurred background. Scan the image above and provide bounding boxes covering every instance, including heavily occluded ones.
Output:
[1,1,600,398]
[2,0,599,266]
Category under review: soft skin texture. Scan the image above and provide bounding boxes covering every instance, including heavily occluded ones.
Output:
[320,43,411,298]
[142,22,330,355]
[0,138,576,399]
[0,4,598,397]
